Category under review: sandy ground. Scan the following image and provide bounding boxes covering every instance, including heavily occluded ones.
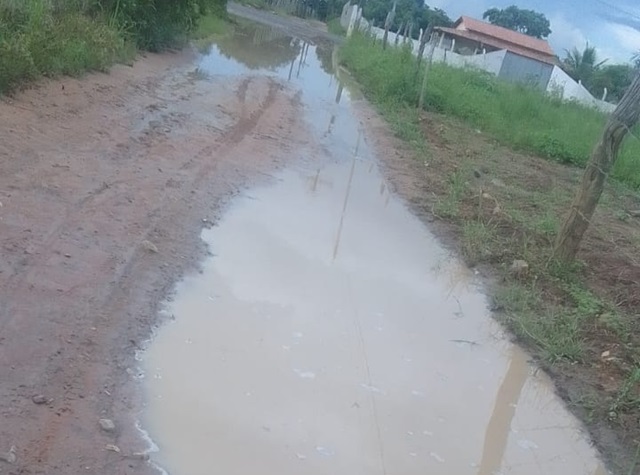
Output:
[0,45,311,474]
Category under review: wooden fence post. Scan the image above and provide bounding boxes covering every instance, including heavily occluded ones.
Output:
[394,21,404,46]
[415,22,433,75]
[554,70,640,262]
[418,31,439,110]
[382,1,396,50]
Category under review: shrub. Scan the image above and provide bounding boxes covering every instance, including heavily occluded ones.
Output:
[0,0,227,94]
[103,0,228,51]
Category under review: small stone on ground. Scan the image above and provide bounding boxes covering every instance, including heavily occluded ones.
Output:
[99,418,116,432]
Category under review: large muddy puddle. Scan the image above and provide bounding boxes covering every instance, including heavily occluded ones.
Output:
[141,18,608,475]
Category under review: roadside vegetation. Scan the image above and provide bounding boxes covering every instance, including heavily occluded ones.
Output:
[341,34,640,189]
[340,32,640,472]
[0,0,227,95]
[326,17,345,36]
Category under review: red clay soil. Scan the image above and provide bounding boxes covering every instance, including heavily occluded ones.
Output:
[0,50,308,474]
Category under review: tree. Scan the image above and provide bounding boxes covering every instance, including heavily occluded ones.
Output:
[591,64,635,103]
[554,70,640,262]
[363,0,452,38]
[562,43,608,91]
[482,5,551,39]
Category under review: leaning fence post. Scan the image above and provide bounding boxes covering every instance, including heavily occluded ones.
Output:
[382,1,396,50]
[394,21,404,46]
[418,32,439,110]
[415,22,433,75]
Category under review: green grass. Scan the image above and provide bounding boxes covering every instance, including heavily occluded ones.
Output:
[433,168,467,218]
[610,367,640,417]
[339,33,640,190]
[0,1,128,93]
[327,17,346,36]
[0,0,228,95]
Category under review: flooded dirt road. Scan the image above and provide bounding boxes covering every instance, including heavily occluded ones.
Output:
[0,6,612,475]
[0,16,314,475]
[140,17,609,475]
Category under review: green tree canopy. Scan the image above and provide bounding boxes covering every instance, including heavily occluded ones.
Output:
[562,43,607,90]
[362,0,452,37]
[562,44,634,103]
[591,64,635,103]
[482,5,551,39]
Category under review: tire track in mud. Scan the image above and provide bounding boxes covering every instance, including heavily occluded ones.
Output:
[0,78,276,327]
[0,63,305,474]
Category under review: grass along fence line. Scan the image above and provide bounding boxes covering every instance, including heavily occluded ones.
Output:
[0,0,227,95]
[339,33,640,190]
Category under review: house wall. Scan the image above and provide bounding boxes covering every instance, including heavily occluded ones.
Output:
[498,51,553,90]
[432,48,507,75]
[547,66,616,113]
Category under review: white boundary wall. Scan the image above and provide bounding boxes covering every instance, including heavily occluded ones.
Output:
[340,2,616,114]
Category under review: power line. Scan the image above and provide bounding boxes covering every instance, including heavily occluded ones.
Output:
[594,0,640,22]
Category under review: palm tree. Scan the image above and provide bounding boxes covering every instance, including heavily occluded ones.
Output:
[563,43,608,88]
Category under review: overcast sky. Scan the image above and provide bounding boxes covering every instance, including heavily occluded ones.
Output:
[428,0,640,64]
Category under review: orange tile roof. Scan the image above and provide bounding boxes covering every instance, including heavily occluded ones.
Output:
[435,26,557,65]
[441,16,556,64]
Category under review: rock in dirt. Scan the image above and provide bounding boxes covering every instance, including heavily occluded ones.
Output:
[510,260,529,277]
[0,446,16,464]
[141,240,159,253]
[32,394,47,405]
[105,444,121,453]
[99,418,116,432]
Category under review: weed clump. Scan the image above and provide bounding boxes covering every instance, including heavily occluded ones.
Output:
[0,0,228,94]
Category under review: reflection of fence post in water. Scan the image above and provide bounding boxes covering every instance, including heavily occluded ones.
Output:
[477,348,529,475]
[288,55,296,81]
[287,39,301,81]
[335,82,344,104]
[297,42,308,78]
[303,41,310,62]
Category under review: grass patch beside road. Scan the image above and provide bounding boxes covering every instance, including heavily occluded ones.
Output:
[340,33,640,189]
[0,0,228,95]
[339,32,640,473]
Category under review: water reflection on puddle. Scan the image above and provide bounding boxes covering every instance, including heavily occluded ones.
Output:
[140,18,608,475]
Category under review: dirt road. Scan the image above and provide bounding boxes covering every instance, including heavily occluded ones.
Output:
[0,21,317,473]
[0,7,612,475]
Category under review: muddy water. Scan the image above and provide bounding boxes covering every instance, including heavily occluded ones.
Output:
[141,20,608,475]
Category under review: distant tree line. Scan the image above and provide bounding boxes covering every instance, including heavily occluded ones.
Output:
[362,0,453,37]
